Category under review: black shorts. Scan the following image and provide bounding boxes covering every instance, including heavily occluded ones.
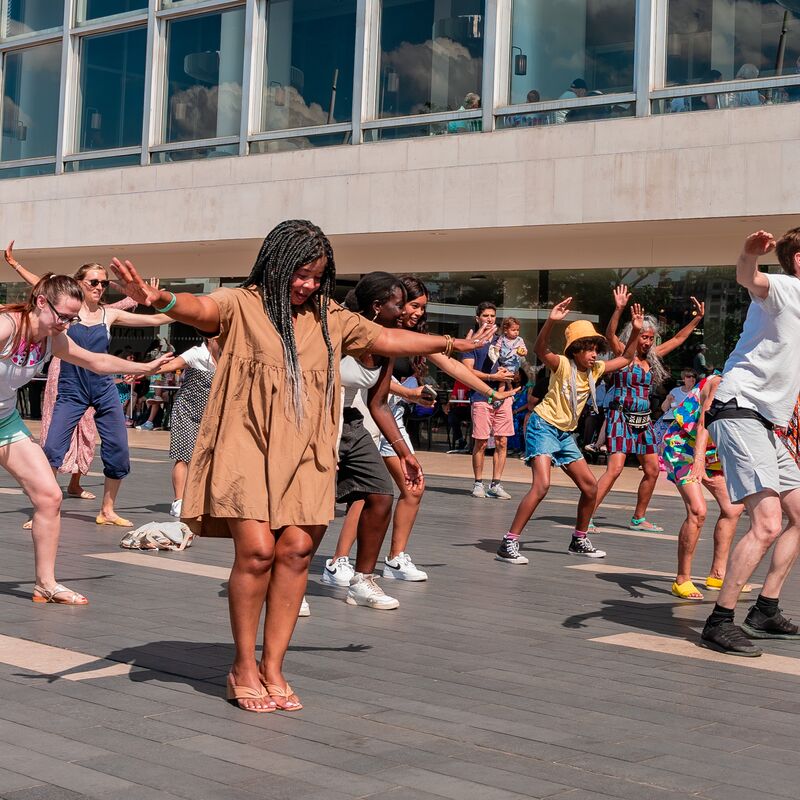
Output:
[336,408,395,504]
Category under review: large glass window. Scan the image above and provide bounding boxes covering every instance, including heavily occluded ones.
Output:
[163,9,245,144]
[1,43,61,162]
[378,0,485,118]
[76,0,148,23]
[1,1,63,39]
[262,0,356,131]
[509,0,635,108]
[78,28,146,152]
[666,0,800,90]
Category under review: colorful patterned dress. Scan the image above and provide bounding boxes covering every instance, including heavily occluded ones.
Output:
[662,379,722,485]
[606,362,656,455]
[778,396,800,466]
[38,297,136,475]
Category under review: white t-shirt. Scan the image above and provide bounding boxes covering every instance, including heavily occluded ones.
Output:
[715,273,800,426]
[663,386,689,421]
[180,343,216,373]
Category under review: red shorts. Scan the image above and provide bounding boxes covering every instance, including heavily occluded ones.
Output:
[471,399,515,440]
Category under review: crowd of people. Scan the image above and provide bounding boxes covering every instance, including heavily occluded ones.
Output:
[1,221,799,712]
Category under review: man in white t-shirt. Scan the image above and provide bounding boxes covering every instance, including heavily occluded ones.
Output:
[701,230,800,657]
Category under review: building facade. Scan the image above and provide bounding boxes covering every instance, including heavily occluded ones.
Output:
[2,0,800,370]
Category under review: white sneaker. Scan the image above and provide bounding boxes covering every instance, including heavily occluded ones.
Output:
[298,596,310,617]
[346,574,399,610]
[471,481,487,498]
[169,499,182,518]
[383,552,428,582]
[487,482,511,500]
[321,556,354,587]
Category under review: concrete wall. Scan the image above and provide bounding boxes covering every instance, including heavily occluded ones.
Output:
[1,103,797,277]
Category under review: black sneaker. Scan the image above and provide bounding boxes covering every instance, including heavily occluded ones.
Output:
[568,536,606,558]
[741,605,800,640]
[495,538,529,565]
[701,619,763,656]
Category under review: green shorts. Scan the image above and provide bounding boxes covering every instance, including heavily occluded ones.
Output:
[0,409,32,448]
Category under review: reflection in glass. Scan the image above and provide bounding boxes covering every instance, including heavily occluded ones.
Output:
[652,84,800,114]
[0,162,55,180]
[1,44,61,161]
[152,143,238,162]
[250,132,351,154]
[163,9,245,144]
[262,0,356,131]
[64,154,141,172]
[666,1,800,88]
[78,28,146,152]
[378,0,485,118]
[364,121,482,141]
[497,100,634,127]
[1,1,63,39]
[76,0,147,22]
[509,0,635,107]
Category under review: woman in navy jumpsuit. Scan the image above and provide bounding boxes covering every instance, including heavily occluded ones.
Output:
[4,248,171,526]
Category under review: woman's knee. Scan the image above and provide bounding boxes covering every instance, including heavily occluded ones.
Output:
[580,481,598,504]
[32,485,62,515]
[235,542,275,573]
[641,459,660,481]
[366,493,393,515]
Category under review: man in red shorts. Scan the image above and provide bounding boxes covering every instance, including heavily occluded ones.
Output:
[463,302,515,499]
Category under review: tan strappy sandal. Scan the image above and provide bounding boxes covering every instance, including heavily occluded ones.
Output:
[226,675,276,713]
[264,682,303,711]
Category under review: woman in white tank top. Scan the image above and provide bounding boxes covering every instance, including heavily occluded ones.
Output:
[0,275,170,605]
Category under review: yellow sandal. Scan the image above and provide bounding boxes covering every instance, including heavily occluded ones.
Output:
[96,515,133,527]
[705,576,753,593]
[671,580,704,600]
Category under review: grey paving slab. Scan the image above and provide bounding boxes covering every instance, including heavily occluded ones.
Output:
[2,452,800,799]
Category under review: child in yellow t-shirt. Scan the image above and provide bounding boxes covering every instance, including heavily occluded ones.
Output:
[495,297,643,564]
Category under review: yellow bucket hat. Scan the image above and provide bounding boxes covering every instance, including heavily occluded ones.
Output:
[564,320,606,354]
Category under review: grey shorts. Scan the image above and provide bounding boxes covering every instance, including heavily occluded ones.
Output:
[708,417,800,503]
[337,409,395,504]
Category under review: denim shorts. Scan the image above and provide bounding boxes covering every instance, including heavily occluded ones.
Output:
[524,412,583,467]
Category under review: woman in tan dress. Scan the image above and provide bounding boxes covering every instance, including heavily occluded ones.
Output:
[111,219,491,713]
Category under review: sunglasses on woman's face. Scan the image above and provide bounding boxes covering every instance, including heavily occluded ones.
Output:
[85,279,110,288]
[46,298,82,326]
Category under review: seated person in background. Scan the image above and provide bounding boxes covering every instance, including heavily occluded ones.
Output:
[446,379,472,452]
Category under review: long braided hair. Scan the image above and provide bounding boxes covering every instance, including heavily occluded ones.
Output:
[240,220,336,425]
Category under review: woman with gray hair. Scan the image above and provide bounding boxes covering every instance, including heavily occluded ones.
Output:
[591,285,704,532]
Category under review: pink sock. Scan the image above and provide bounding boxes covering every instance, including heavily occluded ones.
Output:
[573,529,587,538]
[505,531,520,541]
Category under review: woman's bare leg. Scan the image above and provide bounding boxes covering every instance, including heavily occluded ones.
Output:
[330,499,364,560]
[633,452,660,520]
[172,460,188,501]
[703,474,745,580]
[384,456,423,559]
[260,523,326,708]
[227,518,277,711]
[594,452,626,513]
[674,481,706,585]
[0,438,67,593]
[508,456,552,535]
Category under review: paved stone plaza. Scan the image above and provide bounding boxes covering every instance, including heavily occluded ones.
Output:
[1,447,800,800]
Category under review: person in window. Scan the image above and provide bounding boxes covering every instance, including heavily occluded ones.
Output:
[507,90,548,127]
[734,64,762,107]
[447,92,482,133]
[692,70,722,111]
[553,78,587,124]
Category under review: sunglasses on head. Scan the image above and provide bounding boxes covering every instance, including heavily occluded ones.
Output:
[85,279,110,288]
[46,298,82,326]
